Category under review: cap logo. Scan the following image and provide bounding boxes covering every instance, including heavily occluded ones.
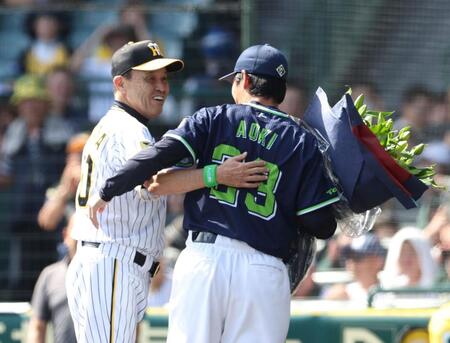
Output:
[147,42,162,57]
[276,64,286,77]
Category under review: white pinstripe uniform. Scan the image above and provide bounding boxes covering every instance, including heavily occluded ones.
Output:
[66,103,166,343]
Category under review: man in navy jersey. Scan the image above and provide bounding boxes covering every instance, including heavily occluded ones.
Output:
[89,44,340,343]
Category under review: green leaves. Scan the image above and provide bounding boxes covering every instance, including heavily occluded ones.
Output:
[351,90,438,188]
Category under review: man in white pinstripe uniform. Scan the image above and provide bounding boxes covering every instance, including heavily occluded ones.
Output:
[66,40,267,343]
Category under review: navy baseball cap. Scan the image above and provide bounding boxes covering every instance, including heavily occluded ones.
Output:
[111,40,184,77]
[342,234,386,260]
[219,44,288,82]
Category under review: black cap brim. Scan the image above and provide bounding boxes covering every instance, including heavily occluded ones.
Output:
[218,71,236,83]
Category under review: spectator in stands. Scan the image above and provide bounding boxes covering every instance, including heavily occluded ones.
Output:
[27,214,77,343]
[440,249,450,285]
[37,132,88,233]
[179,26,237,123]
[164,193,185,225]
[394,85,433,145]
[384,128,450,230]
[436,223,450,285]
[350,81,385,111]
[119,0,153,41]
[163,202,187,253]
[421,205,450,285]
[425,92,449,141]
[292,260,321,298]
[315,232,350,271]
[371,210,399,242]
[0,75,67,300]
[147,255,174,308]
[70,24,137,123]
[45,66,88,130]
[379,227,438,288]
[147,205,187,307]
[0,102,16,151]
[419,140,450,175]
[18,11,71,76]
[323,234,386,303]
[0,101,16,290]
[424,206,450,247]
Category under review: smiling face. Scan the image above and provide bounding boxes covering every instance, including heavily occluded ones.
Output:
[115,68,169,119]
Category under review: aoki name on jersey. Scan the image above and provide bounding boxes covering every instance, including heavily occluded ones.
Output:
[235,120,278,150]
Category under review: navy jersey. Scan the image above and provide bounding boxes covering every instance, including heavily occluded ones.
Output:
[164,102,339,259]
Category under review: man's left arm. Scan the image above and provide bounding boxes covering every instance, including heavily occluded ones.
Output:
[26,318,47,343]
[147,152,268,196]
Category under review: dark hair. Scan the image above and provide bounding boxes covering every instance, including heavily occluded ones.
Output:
[121,70,133,80]
[103,24,137,45]
[402,85,433,104]
[349,80,380,94]
[25,10,70,40]
[235,72,286,104]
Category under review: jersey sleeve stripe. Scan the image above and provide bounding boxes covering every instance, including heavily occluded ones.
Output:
[163,133,196,162]
[296,196,340,216]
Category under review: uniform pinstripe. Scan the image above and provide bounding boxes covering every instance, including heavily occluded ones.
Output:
[72,104,166,254]
[66,104,165,342]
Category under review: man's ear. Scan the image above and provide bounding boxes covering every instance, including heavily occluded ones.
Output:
[113,75,125,93]
[241,70,252,89]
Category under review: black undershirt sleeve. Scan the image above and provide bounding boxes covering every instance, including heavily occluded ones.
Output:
[100,137,190,201]
[297,205,337,239]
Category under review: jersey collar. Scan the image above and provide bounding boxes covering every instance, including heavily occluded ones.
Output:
[113,100,148,125]
[245,101,289,118]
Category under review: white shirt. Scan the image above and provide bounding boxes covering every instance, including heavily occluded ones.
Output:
[72,103,166,258]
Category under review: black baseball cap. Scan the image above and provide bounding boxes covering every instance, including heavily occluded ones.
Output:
[111,40,184,77]
[219,44,288,82]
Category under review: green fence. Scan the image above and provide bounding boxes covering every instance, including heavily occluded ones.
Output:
[0,302,438,343]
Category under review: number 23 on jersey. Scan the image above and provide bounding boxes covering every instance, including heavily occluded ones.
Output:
[210,144,282,221]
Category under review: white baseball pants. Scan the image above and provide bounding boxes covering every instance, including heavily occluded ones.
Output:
[66,242,153,343]
[167,232,291,343]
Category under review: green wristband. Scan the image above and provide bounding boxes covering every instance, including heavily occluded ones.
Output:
[203,164,218,188]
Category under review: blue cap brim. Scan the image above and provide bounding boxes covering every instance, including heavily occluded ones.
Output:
[218,71,236,83]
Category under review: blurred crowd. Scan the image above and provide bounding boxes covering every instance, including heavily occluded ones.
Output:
[0,0,449,329]
[0,0,238,303]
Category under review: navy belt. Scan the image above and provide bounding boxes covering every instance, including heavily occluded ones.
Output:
[191,231,217,244]
[81,241,160,277]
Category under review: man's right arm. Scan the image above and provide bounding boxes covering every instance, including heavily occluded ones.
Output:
[88,137,268,227]
[147,152,268,196]
[28,270,49,343]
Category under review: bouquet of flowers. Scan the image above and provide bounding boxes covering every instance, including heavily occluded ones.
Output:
[352,92,437,188]
[301,88,434,236]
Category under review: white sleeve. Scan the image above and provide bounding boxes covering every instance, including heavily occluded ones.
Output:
[108,126,153,172]
[107,125,156,199]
